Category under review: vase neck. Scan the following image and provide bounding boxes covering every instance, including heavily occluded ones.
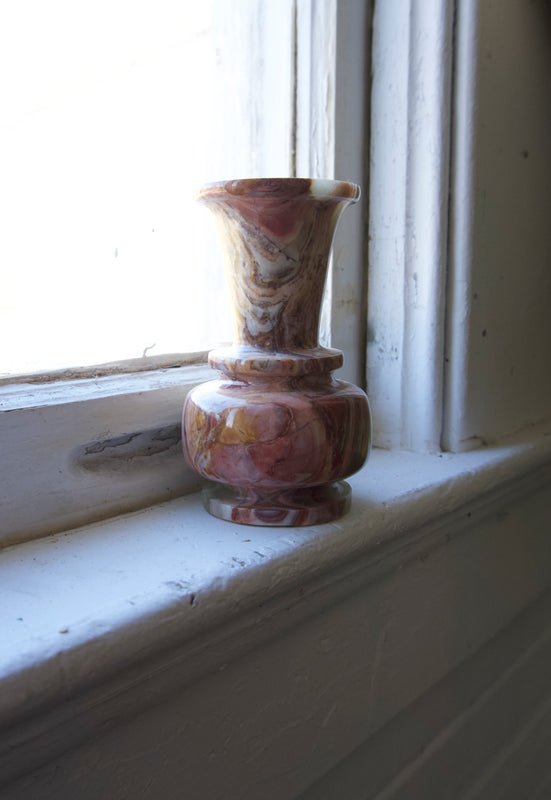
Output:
[199,179,359,352]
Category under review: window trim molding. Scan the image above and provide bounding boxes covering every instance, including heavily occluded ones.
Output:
[295,0,370,388]
[367,0,455,453]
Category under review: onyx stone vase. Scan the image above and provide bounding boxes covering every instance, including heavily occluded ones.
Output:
[182,178,371,526]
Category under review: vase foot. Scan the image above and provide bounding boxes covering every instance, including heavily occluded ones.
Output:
[202,481,351,527]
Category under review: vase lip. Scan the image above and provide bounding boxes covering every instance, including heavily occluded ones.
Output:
[196,178,361,203]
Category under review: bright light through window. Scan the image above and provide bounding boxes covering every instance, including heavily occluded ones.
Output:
[0,0,293,375]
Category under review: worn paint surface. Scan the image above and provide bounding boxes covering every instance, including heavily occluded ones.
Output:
[0,426,550,798]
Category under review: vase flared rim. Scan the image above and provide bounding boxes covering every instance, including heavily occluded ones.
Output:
[196,178,360,203]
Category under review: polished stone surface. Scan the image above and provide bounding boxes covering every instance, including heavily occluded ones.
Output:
[202,481,352,527]
[183,374,369,487]
[183,178,371,526]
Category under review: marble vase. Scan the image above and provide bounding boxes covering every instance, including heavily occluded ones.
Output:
[182,178,371,526]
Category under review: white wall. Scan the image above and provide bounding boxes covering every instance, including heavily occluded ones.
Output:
[444,0,551,450]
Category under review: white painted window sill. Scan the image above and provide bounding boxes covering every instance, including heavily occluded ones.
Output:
[1,420,550,755]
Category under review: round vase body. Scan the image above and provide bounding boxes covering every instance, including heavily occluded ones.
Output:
[182,178,371,526]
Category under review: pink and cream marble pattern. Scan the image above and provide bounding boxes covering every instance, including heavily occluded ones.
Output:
[182,179,371,526]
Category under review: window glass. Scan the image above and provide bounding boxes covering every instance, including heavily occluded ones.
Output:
[0,0,293,375]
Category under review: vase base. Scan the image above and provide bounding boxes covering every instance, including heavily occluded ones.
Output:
[202,481,351,527]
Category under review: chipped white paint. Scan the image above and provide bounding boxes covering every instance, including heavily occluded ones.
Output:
[368,0,551,455]
[0,366,212,546]
[367,0,409,449]
[331,0,370,388]
[0,424,550,797]
[367,0,453,452]
[3,426,549,721]
[295,0,369,386]
[400,0,453,453]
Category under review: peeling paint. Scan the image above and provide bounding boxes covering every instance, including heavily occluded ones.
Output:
[73,424,182,473]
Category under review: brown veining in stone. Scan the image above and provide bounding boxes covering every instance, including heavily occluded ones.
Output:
[196,179,361,353]
[183,178,371,527]
[183,374,369,492]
